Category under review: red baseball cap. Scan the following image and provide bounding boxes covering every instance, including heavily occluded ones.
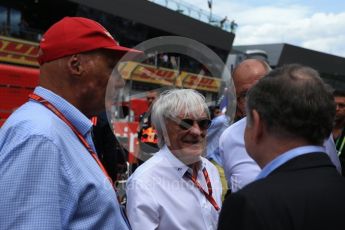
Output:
[37,17,141,65]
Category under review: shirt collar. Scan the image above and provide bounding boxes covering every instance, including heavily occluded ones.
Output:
[161,145,206,178]
[32,86,93,136]
[256,145,325,180]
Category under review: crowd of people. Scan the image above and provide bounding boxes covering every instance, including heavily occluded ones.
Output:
[1,16,345,230]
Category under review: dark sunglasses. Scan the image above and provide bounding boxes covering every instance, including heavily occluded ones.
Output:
[178,118,211,130]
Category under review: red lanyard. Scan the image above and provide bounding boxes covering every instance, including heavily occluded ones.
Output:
[28,93,113,185]
[185,167,220,211]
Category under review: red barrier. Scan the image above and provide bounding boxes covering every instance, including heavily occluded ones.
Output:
[0,63,39,87]
[130,98,148,121]
[0,87,34,110]
[0,64,39,126]
[113,121,139,163]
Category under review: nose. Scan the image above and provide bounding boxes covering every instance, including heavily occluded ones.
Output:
[189,121,203,136]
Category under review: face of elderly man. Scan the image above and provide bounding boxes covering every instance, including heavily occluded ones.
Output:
[164,109,209,164]
[233,59,269,119]
[75,51,123,116]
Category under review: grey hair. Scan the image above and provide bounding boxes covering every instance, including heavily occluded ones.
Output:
[151,89,210,148]
[246,64,335,145]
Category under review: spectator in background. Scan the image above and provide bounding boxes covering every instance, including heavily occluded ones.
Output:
[333,90,345,175]
[91,91,129,180]
[92,111,128,183]
[230,20,238,33]
[127,89,222,230]
[209,105,221,120]
[218,64,345,230]
[137,90,159,164]
[18,17,30,39]
[159,53,170,68]
[220,16,228,29]
[0,22,9,36]
[0,17,141,229]
[219,59,271,193]
[206,105,230,200]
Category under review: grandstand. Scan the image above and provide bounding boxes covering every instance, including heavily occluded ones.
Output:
[0,0,234,91]
[232,43,345,90]
[0,0,235,126]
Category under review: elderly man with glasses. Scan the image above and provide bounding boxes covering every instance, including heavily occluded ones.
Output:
[126,89,222,230]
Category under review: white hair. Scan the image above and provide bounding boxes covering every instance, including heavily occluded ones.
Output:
[151,89,210,147]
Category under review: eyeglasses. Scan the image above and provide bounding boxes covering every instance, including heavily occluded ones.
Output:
[177,118,211,130]
[147,97,156,100]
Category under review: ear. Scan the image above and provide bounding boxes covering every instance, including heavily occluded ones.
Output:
[251,109,264,144]
[67,54,83,76]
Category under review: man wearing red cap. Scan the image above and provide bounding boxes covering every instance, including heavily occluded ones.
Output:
[0,17,140,229]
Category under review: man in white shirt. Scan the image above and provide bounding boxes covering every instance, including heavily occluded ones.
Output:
[219,59,269,193]
[126,89,222,230]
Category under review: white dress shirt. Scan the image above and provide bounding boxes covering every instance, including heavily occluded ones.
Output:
[126,145,222,230]
[219,117,342,193]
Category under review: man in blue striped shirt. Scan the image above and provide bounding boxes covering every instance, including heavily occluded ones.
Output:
[0,17,140,229]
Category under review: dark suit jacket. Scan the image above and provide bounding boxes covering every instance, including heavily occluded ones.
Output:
[218,152,345,230]
[92,112,127,182]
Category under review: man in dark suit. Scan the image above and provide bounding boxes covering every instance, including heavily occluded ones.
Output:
[218,64,345,230]
[92,111,127,182]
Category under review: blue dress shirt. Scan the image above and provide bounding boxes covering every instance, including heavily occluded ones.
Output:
[219,117,341,193]
[256,146,325,180]
[206,114,230,165]
[0,86,129,230]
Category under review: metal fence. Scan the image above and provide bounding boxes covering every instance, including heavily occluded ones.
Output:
[148,0,237,33]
